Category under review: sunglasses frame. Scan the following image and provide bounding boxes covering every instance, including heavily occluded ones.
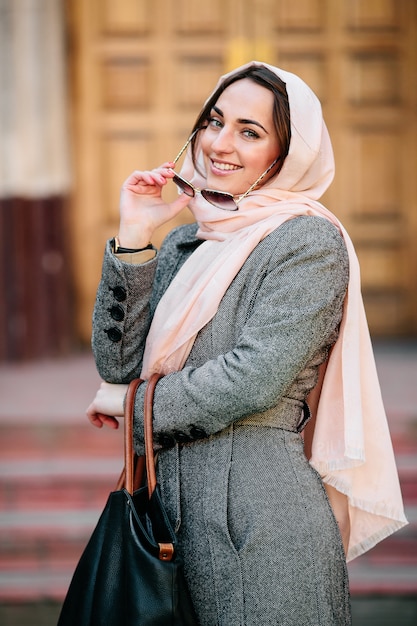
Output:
[171,128,281,211]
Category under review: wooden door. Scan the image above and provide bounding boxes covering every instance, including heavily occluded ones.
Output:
[68,0,417,343]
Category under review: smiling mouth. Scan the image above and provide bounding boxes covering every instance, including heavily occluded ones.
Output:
[211,160,242,172]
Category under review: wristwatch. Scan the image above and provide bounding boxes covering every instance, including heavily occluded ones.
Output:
[112,236,153,254]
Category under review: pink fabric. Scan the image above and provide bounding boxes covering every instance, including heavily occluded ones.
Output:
[141,62,407,560]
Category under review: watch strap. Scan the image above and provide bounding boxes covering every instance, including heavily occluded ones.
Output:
[113,236,153,254]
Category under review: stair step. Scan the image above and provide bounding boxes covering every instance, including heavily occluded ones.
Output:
[0,347,416,603]
[0,457,121,476]
[0,455,121,602]
[0,458,122,512]
[0,508,100,569]
[0,570,73,602]
[0,422,123,460]
[0,506,103,602]
[0,504,416,602]
[348,563,417,595]
[348,505,417,595]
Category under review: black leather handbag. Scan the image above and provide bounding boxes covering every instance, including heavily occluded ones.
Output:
[57,374,198,626]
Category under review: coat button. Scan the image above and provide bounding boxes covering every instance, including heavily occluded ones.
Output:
[155,433,176,448]
[109,286,127,302]
[109,304,125,321]
[174,430,193,444]
[190,425,207,439]
[104,327,122,342]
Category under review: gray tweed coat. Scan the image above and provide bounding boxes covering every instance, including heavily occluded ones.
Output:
[92,215,351,625]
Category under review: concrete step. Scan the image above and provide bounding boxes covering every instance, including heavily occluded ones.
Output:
[0,509,102,602]
[0,421,123,460]
[0,455,120,602]
[0,457,122,509]
[0,418,124,602]
[347,453,417,596]
[348,504,417,595]
[0,347,416,604]
[1,456,416,602]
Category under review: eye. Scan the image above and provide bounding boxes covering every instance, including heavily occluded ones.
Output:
[207,117,223,129]
[242,128,260,139]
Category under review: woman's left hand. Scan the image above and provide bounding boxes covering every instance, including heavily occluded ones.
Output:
[86,381,129,429]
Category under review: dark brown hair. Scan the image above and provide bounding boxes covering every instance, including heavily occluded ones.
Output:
[190,65,291,170]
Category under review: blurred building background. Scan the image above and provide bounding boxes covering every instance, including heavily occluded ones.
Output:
[0,1,416,625]
[0,0,416,362]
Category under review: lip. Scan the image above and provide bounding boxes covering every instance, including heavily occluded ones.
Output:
[210,158,242,176]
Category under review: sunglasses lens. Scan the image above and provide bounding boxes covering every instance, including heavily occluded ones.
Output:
[172,173,195,197]
[171,172,238,210]
[201,190,238,211]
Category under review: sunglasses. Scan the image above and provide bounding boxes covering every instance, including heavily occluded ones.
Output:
[171,128,281,211]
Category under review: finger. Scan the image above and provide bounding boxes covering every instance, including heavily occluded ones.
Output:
[140,171,165,185]
[122,171,159,189]
[162,168,176,180]
[86,409,104,428]
[157,163,177,177]
[86,408,120,430]
[98,414,120,429]
[123,170,145,186]
[86,400,112,429]
[170,191,191,213]
[124,163,175,185]
[131,167,172,185]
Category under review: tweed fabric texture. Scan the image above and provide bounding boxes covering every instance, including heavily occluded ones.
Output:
[92,216,351,625]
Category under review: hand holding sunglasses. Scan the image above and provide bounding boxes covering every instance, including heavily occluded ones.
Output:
[116,164,191,250]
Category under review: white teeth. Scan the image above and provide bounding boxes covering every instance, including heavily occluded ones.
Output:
[213,162,240,171]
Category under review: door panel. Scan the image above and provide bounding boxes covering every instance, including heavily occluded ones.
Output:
[68,0,417,342]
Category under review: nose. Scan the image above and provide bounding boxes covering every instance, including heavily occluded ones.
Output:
[210,127,234,154]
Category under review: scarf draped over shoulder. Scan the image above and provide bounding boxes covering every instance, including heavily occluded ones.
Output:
[140,61,407,561]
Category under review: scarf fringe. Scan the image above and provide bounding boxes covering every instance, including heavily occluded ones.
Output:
[322,472,408,520]
[320,472,408,561]
[346,519,409,562]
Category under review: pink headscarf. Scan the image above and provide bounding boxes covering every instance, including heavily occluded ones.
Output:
[141,61,407,560]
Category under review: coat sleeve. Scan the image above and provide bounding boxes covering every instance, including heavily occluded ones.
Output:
[91,240,158,383]
[131,216,349,449]
[91,225,200,383]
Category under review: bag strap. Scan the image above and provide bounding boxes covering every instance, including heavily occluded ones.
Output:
[123,373,163,497]
[124,378,144,495]
[125,374,173,561]
[144,372,163,498]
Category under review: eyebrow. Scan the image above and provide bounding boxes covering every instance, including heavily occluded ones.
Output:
[212,106,269,134]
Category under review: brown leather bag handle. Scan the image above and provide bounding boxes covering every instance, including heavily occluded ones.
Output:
[123,373,174,561]
[144,373,163,498]
[123,377,144,495]
[122,373,163,497]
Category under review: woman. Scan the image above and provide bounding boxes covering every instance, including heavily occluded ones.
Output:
[87,62,407,625]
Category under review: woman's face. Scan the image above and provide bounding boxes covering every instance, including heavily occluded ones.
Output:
[200,78,281,197]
